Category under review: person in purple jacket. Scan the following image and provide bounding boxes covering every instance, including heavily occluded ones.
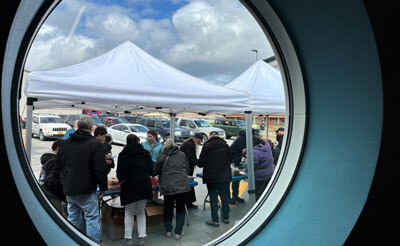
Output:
[248,135,276,201]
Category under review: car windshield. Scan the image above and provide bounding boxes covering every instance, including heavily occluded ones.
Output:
[237,120,246,126]
[161,121,179,128]
[194,120,211,127]
[90,116,102,124]
[41,117,64,123]
[115,118,129,124]
[129,125,148,133]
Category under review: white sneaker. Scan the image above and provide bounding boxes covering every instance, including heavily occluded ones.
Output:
[175,232,184,240]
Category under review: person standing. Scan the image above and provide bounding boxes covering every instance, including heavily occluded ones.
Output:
[117,134,153,246]
[229,130,246,205]
[94,126,115,175]
[153,138,190,240]
[198,131,232,227]
[272,127,284,165]
[142,129,163,204]
[58,117,108,242]
[39,139,66,216]
[179,132,203,208]
[260,120,266,136]
[63,120,78,140]
[250,136,275,201]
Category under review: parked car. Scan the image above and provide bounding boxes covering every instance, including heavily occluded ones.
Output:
[214,118,261,138]
[107,123,150,145]
[64,114,107,128]
[57,114,68,122]
[139,118,193,143]
[32,114,71,141]
[99,112,121,117]
[177,117,225,142]
[100,117,129,127]
[120,115,146,124]
[213,118,246,139]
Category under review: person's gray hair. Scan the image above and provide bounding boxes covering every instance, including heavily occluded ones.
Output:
[163,138,174,150]
[77,117,93,131]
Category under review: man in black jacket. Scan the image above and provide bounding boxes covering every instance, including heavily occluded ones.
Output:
[179,133,203,209]
[198,131,232,227]
[272,127,284,165]
[94,126,115,175]
[58,117,108,242]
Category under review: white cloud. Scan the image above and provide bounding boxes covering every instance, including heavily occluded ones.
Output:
[163,0,272,82]
[25,0,274,84]
[25,23,98,71]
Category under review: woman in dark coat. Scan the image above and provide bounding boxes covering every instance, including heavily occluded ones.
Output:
[117,134,153,245]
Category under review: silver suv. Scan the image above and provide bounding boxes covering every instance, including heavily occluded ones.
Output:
[177,117,225,142]
[32,114,71,141]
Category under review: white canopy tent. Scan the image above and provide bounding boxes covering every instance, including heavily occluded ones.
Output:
[225,60,286,204]
[25,41,249,114]
[225,60,285,114]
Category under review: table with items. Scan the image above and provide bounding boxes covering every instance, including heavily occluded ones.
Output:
[196,168,248,210]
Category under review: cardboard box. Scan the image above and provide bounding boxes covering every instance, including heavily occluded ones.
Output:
[145,204,164,233]
[101,203,124,241]
[101,201,165,240]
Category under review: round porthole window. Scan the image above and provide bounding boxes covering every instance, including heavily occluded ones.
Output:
[2,0,306,245]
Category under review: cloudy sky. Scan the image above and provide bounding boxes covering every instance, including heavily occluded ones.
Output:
[25,0,274,85]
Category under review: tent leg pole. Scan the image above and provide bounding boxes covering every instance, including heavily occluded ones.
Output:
[169,113,176,144]
[245,111,255,205]
[26,98,35,166]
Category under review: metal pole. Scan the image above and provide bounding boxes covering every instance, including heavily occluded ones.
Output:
[26,98,36,164]
[266,115,269,137]
[169,113,176,144]
[245,111,255,205]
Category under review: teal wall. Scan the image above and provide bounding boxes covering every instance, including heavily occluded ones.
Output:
[251,0,382,245]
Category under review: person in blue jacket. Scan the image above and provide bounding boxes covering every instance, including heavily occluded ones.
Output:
[142,129,163,159]
[142,129,163,204]
[63,120,78,140]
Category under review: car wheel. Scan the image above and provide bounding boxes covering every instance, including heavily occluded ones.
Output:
[226,135,231,139]
[39,130,46,141]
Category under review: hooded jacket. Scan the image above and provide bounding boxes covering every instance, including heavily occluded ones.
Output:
[230,131,246,165]
[179,138,198,175]
[253,142,275,180]
[142,139,163,160]
[58,129,108,196]
[272,134,283,165]
[39,152,65,201]
[117,143,153,205]
[198,136,232,184]
[153,146,190,196]
[39,153,55,185]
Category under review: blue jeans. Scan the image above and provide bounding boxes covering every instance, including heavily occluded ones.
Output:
[206,182,230,222]
[66,192,100,242]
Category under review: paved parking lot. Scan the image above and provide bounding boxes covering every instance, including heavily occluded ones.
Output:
[23,130,252,245]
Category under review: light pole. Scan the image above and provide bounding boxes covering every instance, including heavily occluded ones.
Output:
[251,49,258,62]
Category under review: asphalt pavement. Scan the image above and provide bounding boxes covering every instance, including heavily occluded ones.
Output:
[23,130,253,245]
